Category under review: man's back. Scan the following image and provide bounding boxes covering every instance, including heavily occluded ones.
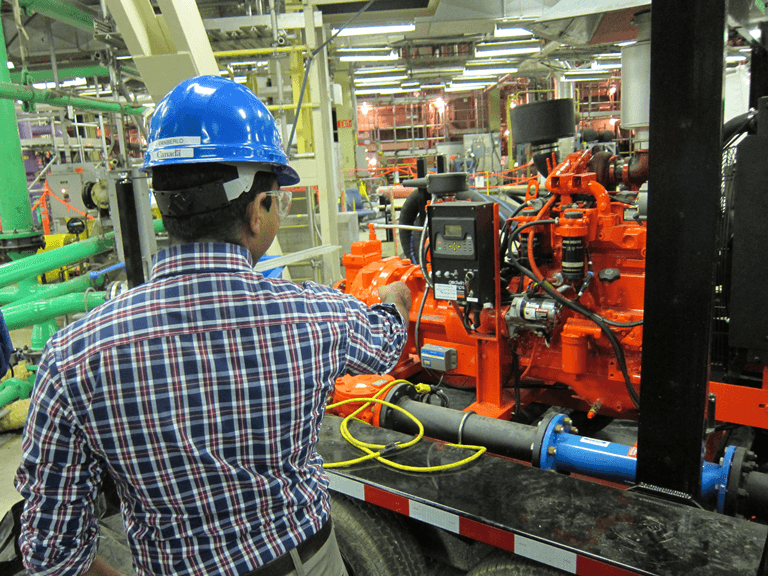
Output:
[16,242,406,576]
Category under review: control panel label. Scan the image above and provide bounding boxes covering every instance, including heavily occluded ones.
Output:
[435,283,458,301]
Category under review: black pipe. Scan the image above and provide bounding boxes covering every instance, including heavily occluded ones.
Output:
[397,188,429,262]
[115,179,145,288]
[380,390,536,462]
[745,471,768,520]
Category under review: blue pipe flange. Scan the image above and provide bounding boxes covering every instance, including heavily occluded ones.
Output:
[534,413,574,470]
[716,445,737,515]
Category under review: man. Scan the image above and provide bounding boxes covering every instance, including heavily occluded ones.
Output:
[16,75,411,576]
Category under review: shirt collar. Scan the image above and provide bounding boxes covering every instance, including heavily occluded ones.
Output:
[151,242,255,279]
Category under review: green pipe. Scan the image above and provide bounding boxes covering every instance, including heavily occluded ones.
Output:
[4,291,107,331]
[9,273,105,308]
[17,0,95,32]
[0,25,36,236]
[10,65,110,84]
[0,376,35,409]
[0,81,144,116]
[0,232,115,289]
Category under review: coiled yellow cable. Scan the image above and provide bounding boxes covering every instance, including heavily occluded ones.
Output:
[325,379,486,472]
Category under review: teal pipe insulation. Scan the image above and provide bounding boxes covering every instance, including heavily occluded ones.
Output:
[3,292,107,331]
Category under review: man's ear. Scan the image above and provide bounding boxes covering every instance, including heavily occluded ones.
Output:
[247,192,268,236]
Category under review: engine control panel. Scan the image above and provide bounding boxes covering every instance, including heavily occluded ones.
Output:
[428,202,495,308]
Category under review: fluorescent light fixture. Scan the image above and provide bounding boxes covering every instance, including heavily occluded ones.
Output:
[339,48,398,62]
[560,76,609,82]
[446,83,491,92]
[475,40,541,57]
[453,75,497,84]
[464,66,518,76]
[79,88,114,96]
[421,82,446,89]
[494,25,534,39]
[333,24,415,36]
[354,75,408,85]
[61,78,87,88]
[115,55,133,61]
[411,66,465,75]
[591,59,621,69]
[231,60,268,67]
[597,52,622,59]
[33,81,56,89]
[233,76,247,83]
[750,27,762,39]
[355,66,407,75]
[616,40,637,47]
[401,81,420,88]
[354,87,407,95]
[726,55,748,63]
[6,61,14,69]
[563,68,611,76]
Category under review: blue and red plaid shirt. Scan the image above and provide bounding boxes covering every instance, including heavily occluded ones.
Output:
[15,242,406,576]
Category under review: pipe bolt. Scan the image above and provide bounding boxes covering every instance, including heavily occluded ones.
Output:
[554,424,564,433]
[563,418,572,426]
[547,447,557,456]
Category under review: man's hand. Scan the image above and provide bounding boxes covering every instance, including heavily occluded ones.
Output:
[378,281,412,330]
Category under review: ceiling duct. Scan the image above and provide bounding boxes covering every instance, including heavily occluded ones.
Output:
[530,0,650,46]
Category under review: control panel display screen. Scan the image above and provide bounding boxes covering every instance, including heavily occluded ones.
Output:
[444,224,463,238]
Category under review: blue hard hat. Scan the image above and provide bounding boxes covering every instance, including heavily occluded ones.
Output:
[143,75,300,186]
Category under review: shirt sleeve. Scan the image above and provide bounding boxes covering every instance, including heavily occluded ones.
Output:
[14,344,103,576]
[342,295,407,375]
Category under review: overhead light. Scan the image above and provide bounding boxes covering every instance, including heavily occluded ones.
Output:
[354,75,408,85]
[597,52,622,59]
[421,82,446,89]
[494,25,534,39]
[563,68,611,76]
[401,81,420,89]
[33,81,56,89]
[355,66,407,75]
[446,83,492,92]
[6,61,14,69]
[333,24,415,37]
[360,102,371,115]
[464,64,518,76]
[475,40,541,57]
[115,55,133,61]
[338,48,399,62]
[616,40,637,47]
[591,59,621,69]
[230,60,269,67]
[452,75,497,84]
[560,76,609,82]
[726,55,748,63]
[354,87,407,95]
[411,66,465,76]
[61,78,87,88]
[750,27,762,40]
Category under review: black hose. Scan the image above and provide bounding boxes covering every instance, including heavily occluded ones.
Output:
[398,188,429,262]
[508,251,640,410]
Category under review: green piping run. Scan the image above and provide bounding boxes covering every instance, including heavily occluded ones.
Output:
[17,0,95,32]
[10,66,110,84]
[0,81,144,116]
[3,291,107,331]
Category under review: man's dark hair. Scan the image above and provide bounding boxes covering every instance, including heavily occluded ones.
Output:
[151,163,277,244]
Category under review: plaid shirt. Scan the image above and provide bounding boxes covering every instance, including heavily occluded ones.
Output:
[16,242,406,576]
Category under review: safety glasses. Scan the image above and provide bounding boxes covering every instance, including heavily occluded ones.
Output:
[265,189,292,220]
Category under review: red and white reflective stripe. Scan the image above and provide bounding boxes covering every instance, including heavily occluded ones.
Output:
[328,473,642,576]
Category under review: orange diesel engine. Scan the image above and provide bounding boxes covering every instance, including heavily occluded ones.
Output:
[339,149,649,423]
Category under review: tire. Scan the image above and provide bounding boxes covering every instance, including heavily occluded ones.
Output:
[331,493,427,576]
[467,552,567,575]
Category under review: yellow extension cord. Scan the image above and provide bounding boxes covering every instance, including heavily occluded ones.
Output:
[325,379,486,472]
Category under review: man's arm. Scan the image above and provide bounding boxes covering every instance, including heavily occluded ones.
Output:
[377,281,412,331]
[15,347,103,576]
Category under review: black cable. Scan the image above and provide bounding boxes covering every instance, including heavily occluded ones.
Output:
[414,283,430,356]
[507,250,641,411]
[285,0,377,152]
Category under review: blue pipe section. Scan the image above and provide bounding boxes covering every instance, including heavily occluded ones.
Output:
[89,262,125,280]
[538,414,734,512]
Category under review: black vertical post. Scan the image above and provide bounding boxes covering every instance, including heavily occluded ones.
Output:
[749,22,768,110]
[416,157,427,178]
[115,179,146,289]
[636,0,725,496]
[436,155,447,174]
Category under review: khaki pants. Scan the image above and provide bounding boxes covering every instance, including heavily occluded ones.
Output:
[282,526,348,576]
